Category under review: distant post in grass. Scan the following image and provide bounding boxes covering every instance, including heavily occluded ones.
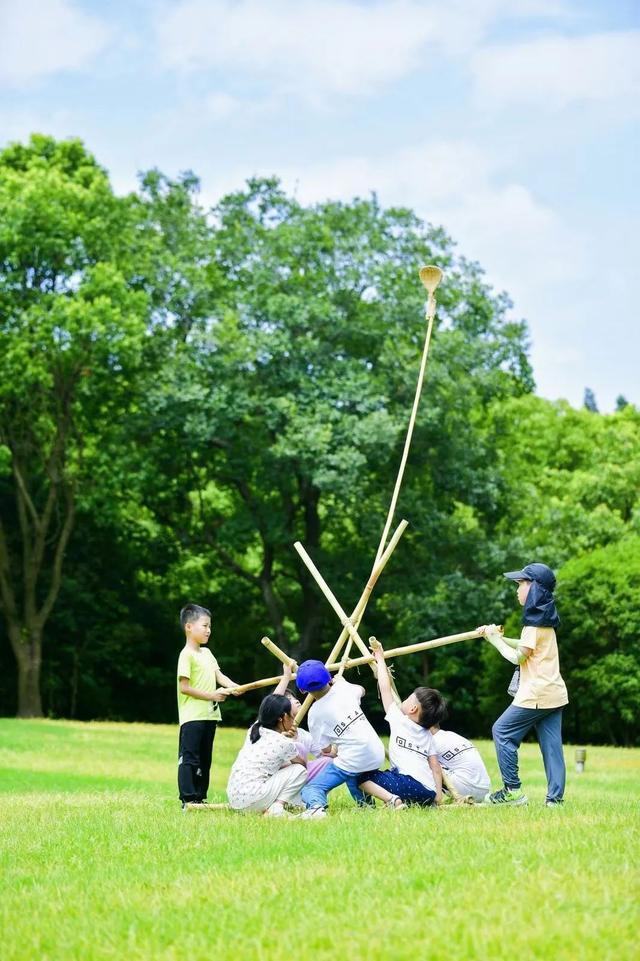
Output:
[575,748,587,773]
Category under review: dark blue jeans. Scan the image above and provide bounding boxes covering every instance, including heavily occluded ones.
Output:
[357,767,436,806]
[492,705,566,802]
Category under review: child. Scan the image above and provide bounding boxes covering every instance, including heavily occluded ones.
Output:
[296,660,386,817]
[226,694,307,816]
[478,562,568,807]
[176,603,239,809]
[273,663,336,783]
[414,687,491,802]
[356,641,443,808]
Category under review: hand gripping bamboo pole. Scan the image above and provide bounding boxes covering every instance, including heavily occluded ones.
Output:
[227,629,480,695]
[334,265,443,673]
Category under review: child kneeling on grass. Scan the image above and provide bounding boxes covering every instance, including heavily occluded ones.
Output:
[226,694,307,817]
[416,688,491,803]
[297,660,386,818]
[355,640,443,808]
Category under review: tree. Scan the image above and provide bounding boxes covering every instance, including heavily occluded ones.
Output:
[583,387,599,413]
[615,395,629,411]
[556,536,640,744]
[129,178,533,707]
[0,136,149,715]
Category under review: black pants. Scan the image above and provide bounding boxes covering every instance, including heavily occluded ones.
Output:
[178,720,217,803]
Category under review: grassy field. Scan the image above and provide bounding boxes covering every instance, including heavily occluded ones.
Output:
[0,719,638,961]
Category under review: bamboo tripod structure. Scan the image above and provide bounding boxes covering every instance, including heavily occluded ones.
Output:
[291,265,444,725]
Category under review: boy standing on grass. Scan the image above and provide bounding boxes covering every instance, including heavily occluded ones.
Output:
[177,603,239,810]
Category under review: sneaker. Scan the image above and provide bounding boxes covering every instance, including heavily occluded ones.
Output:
[265,801,287,817]
[298,807,327,819]
[484,787,528,806]
[545,799,564,808]
[384,794,408,810]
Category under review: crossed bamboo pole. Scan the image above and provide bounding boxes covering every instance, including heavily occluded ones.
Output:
[290,266,444,724]
[227,629,481,695]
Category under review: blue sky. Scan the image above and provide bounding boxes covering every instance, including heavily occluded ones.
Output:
[1,0,638,411]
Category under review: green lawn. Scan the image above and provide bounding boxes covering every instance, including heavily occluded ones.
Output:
[1,719,638,961]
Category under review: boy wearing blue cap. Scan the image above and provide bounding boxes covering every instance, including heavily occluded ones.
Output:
[295,660,385,818]
[478,562,568,807]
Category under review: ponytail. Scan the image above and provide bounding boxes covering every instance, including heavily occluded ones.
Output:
[249,721,262,743]
[249,694,292,743]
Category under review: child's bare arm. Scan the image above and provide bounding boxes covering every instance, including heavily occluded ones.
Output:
[178,677,228,702]
[428,755,443,804]
[476,625,529,665]
[216,670,242,695]
[273,662,293,697]
[369,639,395,712]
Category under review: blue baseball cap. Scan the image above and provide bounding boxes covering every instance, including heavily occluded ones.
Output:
[503,563,556,592]
[296,659,332,692]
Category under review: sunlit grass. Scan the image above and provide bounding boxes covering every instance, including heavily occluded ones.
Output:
[1,719,638,961]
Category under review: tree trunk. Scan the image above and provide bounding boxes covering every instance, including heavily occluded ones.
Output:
[15,632,44,717]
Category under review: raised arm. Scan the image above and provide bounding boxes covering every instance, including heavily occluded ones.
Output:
[273,662,294,697]
[369,638,396,712]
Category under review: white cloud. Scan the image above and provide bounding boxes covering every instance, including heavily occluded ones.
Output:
[0,0,112,86]
[153,0,572,100]
[204,139,585,295]
[472,30,640,110]
[154,0,438,97]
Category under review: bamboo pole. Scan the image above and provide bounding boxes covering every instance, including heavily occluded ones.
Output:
[333,266,443,673]
[293,519,408,726]
[228,629,480,695]
[260,636,297,670]
[293,541,372,660]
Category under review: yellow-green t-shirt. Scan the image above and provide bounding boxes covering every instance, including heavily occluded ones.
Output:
[177,645,222,725]
[514,626,568,710]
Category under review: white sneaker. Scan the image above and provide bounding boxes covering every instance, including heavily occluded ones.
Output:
[265,801,287,817]
[299,807,327,819]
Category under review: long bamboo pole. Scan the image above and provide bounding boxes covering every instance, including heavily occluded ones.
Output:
[228,629,480,695]
[334,266,443,672]
[293,541,372,660]
[292,519,408,725]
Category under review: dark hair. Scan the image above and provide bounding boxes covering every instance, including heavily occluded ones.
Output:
[414,687,448,729]
[249,694,292,743]
[179,603,211,629]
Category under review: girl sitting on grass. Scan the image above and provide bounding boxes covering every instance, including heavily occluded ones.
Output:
[226,694,307,817]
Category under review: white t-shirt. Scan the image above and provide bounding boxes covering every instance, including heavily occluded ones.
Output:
[385,702,437,791]
[431,728,490,796]
[227,727,298,809]
[307,678,385,774]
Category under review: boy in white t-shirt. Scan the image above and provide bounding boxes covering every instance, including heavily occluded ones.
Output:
[297,660,385,817]
[356,641,443,807]
[416,688,491,802]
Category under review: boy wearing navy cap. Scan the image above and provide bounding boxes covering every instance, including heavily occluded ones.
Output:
[478,562,568,807]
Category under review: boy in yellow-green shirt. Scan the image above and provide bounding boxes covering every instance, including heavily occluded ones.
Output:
[177,603,239,809]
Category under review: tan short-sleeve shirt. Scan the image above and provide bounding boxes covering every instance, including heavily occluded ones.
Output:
[513,626,568,710]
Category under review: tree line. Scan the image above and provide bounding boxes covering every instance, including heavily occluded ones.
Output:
[1,135,638,744]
